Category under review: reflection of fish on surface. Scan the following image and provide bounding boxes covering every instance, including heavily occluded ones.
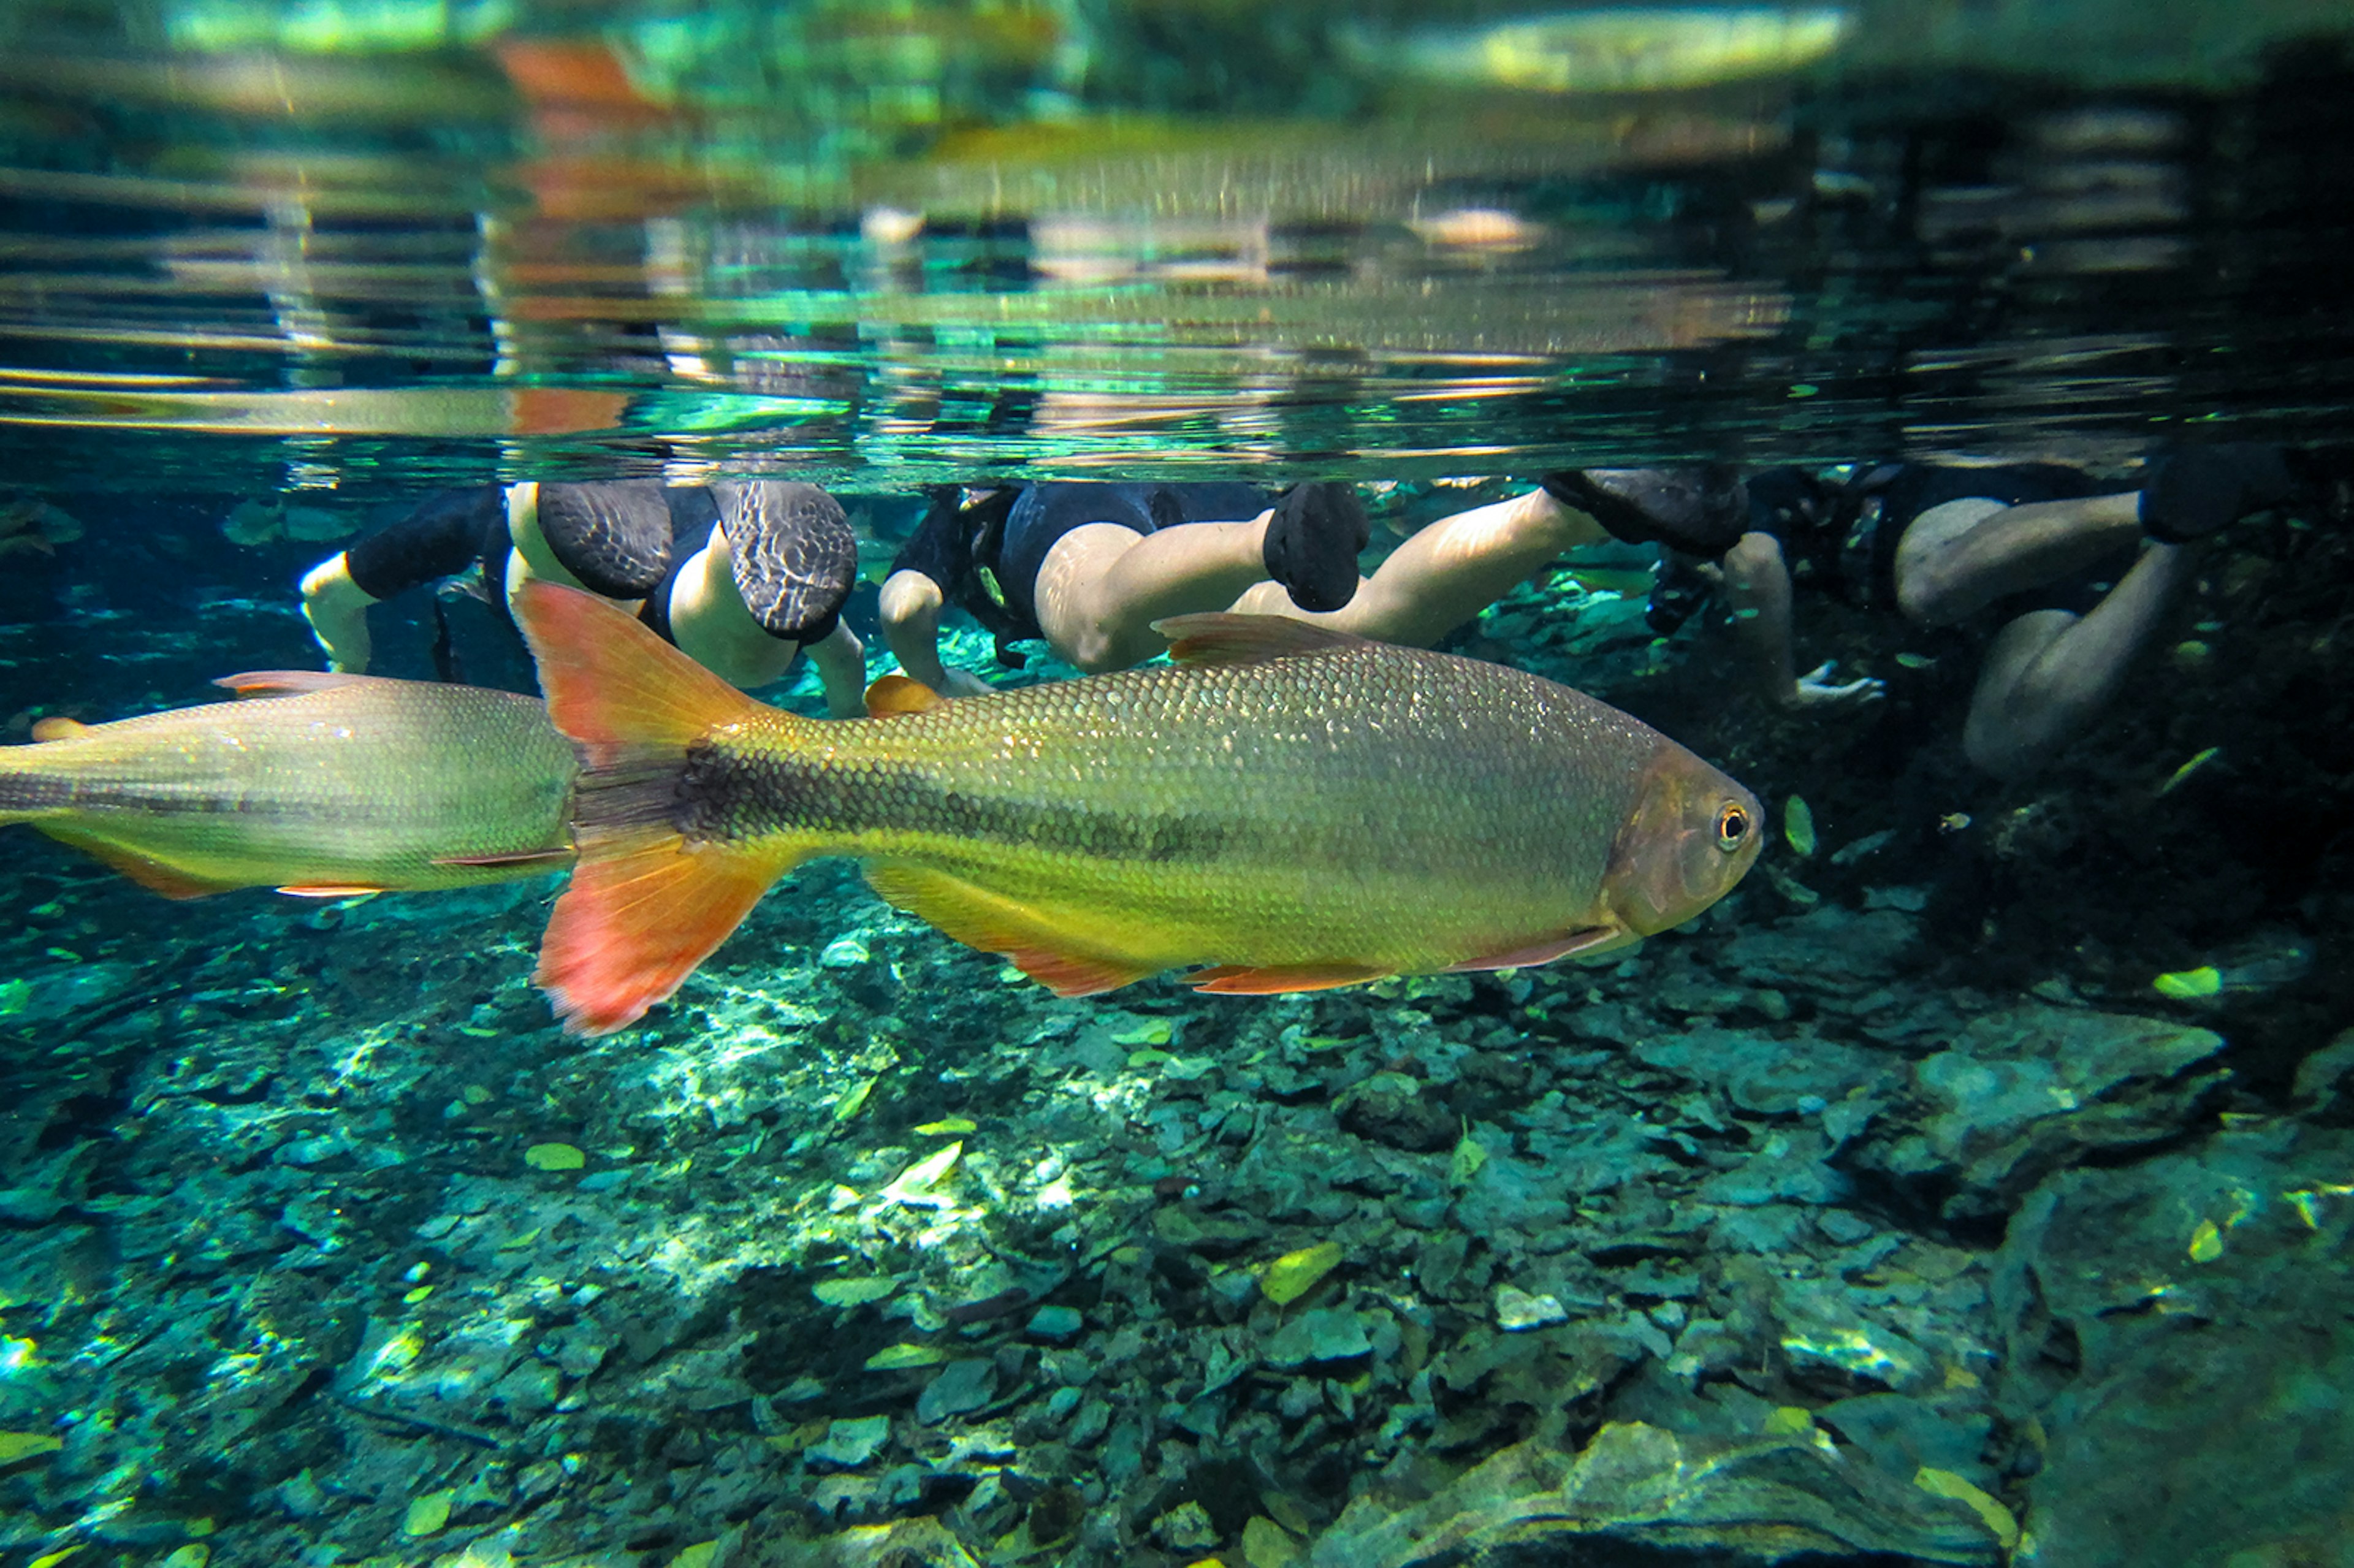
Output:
[0,674,576,899]
[515,582,1762,1035]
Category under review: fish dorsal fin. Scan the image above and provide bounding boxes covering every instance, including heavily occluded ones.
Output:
[864,674,947,719]
[213,671,370,698]
[29,717,89,741]
[1151,613,1367,668]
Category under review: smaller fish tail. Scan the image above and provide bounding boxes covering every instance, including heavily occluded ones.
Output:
[512,580,810,1036]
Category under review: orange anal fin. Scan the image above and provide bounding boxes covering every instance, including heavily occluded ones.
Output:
[1444,927,1625,973]
[38,828,242,900]
[1189,962,1387,995]
[1151,612,1365,668]
[863,863,1159,997]
[29,717,90,741]
[864,673,947,718]
[436,848,577,871]
[213,670,371,697]
[276,885,386,900]
[537,831,793,1036]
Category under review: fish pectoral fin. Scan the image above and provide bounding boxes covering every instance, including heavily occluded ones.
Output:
[213,670,373,698]
[38,828,241,900]
[863,864,1159,997]
[1444,927,1627,972]
[435,848,576,870]
[29,717,89,741]
[863,674,947,718]
[538,829,799,1037]
[1189,962,1387,995]
[1151,612,1366,667]
[276,885,386,899]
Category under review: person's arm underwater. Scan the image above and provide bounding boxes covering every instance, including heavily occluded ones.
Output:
[806,623,870,720]
[878,568,997,698]
[1718,531,1883,709]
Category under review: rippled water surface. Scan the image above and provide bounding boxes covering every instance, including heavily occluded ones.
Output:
[2,0,2351,495]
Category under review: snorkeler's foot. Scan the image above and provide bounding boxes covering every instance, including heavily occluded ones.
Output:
[710,480,859,642]
[535,479,679,598]
[1262,482,1369,613]
[2140,444,2302,543]
[1541,466,1749,557]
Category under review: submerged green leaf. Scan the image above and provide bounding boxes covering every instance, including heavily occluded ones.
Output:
[1783,796,1816,858]
[2154,965,2223,1000]
[883,1141,962,1206]
[1262,1242,1343,1307]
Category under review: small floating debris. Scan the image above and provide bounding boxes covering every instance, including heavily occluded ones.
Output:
[1762,862,1821,906]
[1447,1124,1488,1188]
[0,1431,63,1463]
[1783,795,1817,858]
[522,1142,585,1172]
[1936,812,1971,834]
[811,1277,899,1309]
[2188,1219,2224,1262]
[1894,651,1934,669]
[1913,1467,2019,1550]
[882,1141,962,1208]
[832,1075,880,1123]
[1261,1242,1344,1307]
[2153,966,2223,1000]
[913,1116,977,1136]
[2158,745,2221,796]
[402,1489,454,1538]
[865,1342,947,1372]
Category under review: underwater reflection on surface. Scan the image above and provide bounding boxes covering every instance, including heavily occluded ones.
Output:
[0,1,2350,491]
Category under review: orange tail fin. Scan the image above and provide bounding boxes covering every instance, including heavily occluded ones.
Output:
[511,581,808,1036]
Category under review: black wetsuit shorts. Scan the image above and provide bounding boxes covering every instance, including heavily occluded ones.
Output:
[891,481,1273,650]
[344,487,509,601]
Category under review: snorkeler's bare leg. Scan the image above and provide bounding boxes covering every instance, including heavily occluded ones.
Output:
[1035,518,1276,672]
[666,523,802,690]
[299,552,378,674]
[805,622,869,720]
[1227,486,1605,647]
[1894,492,2143,627]
[1960,541,2191,778]
[878,569,999,698]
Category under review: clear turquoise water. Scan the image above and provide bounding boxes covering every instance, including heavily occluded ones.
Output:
[2,6,2352,1567]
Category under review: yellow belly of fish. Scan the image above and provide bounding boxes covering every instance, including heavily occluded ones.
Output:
[839,823,1599,991]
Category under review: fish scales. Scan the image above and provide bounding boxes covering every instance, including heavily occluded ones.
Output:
[700,651,1653,965]
[1,678,577,896]
[517,584,1762,1033]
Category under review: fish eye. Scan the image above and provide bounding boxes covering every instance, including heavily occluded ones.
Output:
[1715,802,1751,851]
